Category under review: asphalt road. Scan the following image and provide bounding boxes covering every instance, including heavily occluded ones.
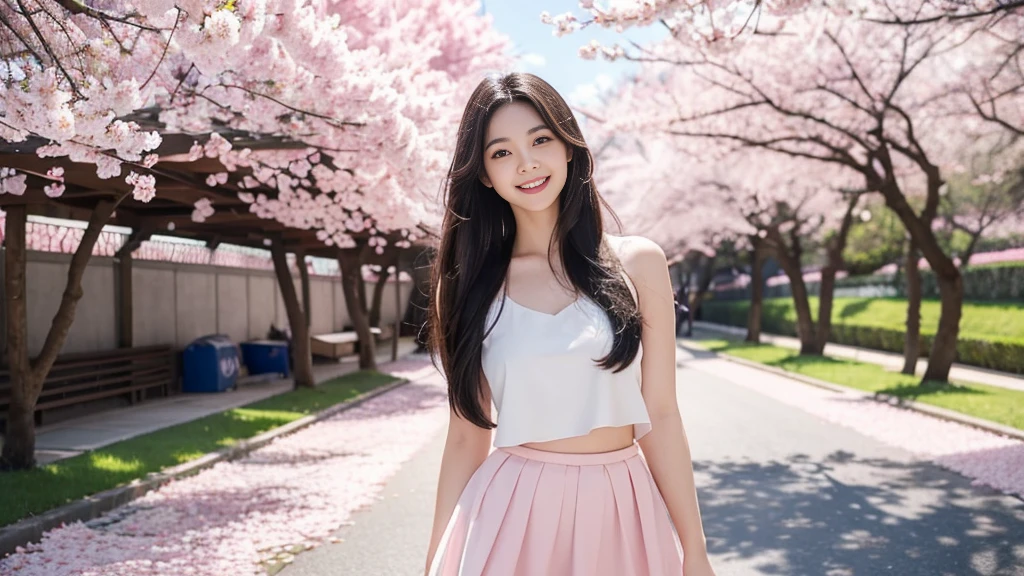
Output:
[282,346,1024,576]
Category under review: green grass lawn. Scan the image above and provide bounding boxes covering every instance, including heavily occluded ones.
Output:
[0,370,397,528]
[704,297,1024,344]
[691,338,1024,432]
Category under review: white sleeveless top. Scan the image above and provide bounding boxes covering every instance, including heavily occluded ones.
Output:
[481,289,652,448]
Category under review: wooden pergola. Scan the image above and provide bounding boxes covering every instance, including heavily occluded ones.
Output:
[0,127,429,376]
[0,133,377,256]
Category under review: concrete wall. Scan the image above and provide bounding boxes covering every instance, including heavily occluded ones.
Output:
[217,274,249,343]
[131,265,176,348]
[23,251,412,355]
[27,253,118,356]
[309,278,335,336]
[247,275,277,342]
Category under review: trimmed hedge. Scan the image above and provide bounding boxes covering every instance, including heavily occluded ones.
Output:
[901,264,1024,301]
[702,300,1024,375]
[716,262,1024,302]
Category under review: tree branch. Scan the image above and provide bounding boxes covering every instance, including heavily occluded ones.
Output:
[54,0,161,31]
[668,129,865,170]
[140,7,180,91]
[867,0,1024,25]
[0,8,44,66]
[212,84,367,129]
[969,90,1024,136]
[824,30,876,104]
[14,0,84,99]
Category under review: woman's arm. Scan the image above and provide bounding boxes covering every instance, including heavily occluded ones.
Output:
[424,388,493,574]
[619,236,712,561]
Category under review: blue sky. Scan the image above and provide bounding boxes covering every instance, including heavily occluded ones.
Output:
[480,1,669,106]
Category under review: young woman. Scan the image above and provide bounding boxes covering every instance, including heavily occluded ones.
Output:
[425,72,716,576]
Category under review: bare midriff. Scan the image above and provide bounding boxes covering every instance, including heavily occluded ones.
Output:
[519,424,636,454]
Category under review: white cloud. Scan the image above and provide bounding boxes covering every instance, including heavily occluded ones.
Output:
[520,52,547,68]
[567,73,615,106]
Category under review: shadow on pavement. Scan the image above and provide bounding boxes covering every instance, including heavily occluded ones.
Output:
[694,450,1024,576]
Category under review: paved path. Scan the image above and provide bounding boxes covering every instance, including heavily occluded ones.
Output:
[280,428,445,576]
[282,346,1024,576]
[6,347,1021,575]
[694,321,1024,393]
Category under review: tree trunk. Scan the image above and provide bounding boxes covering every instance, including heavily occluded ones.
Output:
[684,268,694,337]
[879,179,962,383]
[814,194,860,355]
[270,242,314,389]
[1,206,35,470]
[339,246,376,371]
[391,255,403,362]
[691,254,716,321]
[299,254,311,329]
[767,227,817,355]
[357,264,368,314]
[369,264,393,329]
[815,266,837,355]
[785,264,818,355]
[685,294,694,337]
[902,240,922,375]
[925,272,963,382]
[745,238,764,344]
[402,250,433,349]
[2,199,119,471]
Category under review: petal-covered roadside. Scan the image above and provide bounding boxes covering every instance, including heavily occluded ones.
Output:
[1,358,448,576]
[691,357,1024,499]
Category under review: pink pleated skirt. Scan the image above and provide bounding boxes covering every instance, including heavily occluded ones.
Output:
[428,443,684,576]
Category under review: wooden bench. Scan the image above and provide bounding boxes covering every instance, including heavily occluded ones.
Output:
[0,345,175,429]
[310,328,382,360]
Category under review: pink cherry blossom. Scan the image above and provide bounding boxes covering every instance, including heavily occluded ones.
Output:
[0,0,510,251]
[188,142,204,162]
[43,183,66,198]
[191,198,215,223]
[93,157,122,180]
[0,168,27,196]
[125,172,157,203]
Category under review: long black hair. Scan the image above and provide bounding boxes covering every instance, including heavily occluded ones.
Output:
[427,72,642,429]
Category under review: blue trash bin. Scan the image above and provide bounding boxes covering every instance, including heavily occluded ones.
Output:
[240,340,290,377]
[182,334,240,393]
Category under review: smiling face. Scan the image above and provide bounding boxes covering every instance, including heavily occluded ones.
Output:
[480,101,573,214]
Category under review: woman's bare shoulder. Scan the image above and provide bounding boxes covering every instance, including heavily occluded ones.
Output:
[604,234,668,279]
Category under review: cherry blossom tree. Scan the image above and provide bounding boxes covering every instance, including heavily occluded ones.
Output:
[598,124,864,352]
[192,0,510,372]
[701,152,864,355]
[0,0,510,470]
[589,129,730,332]
[590,1,1010,384]
[883,123,1024,374]
[561,0,1022,379]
